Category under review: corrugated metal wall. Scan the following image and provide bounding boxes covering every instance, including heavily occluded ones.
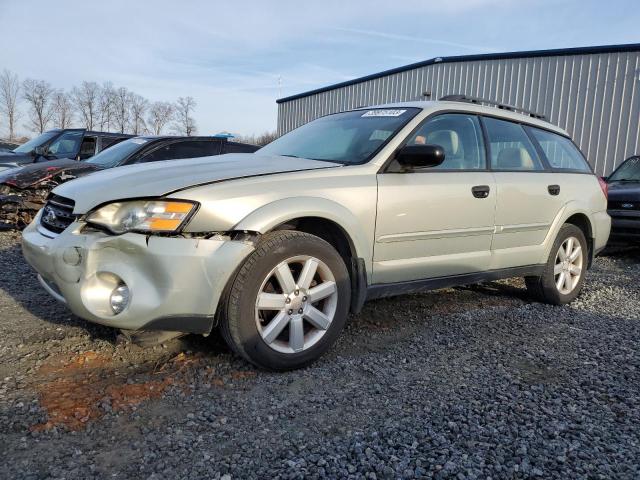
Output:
[277,51,640,175]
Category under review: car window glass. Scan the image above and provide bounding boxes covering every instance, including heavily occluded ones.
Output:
[483,117,544,171]
[141,140,219,162]
[78,137,97,159]
[224,142,258,154]
[528,127,591,172]
[608,156,640,181]
[406,114,486,170]
[47,131,84,157]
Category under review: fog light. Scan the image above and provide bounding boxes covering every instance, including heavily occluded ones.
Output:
[110,284,130,315]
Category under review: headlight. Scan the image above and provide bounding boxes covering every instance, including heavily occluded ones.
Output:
[86,199,197,234]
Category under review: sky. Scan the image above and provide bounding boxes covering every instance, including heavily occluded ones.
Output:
[0,0,638,137]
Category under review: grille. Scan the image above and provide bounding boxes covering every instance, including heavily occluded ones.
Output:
[40,194,76,234]
[608,200,640,211]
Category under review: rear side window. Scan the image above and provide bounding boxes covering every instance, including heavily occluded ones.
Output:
[224,142,259,154]
[406,113,486,170]
[483,117,544,171]
[142,140,221,162]
[528,127,591,172]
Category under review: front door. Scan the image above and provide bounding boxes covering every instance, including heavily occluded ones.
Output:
[374,113,497,284]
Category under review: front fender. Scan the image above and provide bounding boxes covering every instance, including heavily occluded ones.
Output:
[234,196,374,276]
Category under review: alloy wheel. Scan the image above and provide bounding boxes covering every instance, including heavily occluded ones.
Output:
[554,236,583,295]
[255,255,338,354]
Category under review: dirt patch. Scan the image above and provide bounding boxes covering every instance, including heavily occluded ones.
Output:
[30,350,254,432]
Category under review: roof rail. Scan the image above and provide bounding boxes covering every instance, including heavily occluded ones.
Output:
[439,94,546,120]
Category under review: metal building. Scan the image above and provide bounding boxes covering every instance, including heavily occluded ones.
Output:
[276,44,640,175]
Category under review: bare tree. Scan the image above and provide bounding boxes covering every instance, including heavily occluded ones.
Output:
[0,69,21,140]
[129,93,149,135]
[72,81,100,130]
[52,90,74,128]
[22,78,55,133]
[147,101,174,135]
[173,96,197,136]
[97,82,115,131]
[112,87,131,134]
[235,130,278,146]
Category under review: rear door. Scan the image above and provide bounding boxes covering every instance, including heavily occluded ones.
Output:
[483,117,565,268]
[374,113,497,283]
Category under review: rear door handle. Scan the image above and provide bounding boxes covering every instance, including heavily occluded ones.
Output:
[548,184,561,196]
[472,185,490,199]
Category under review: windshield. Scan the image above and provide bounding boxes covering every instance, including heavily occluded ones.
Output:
[259,108,420,164]
[609,156,640,182]
[86,137,149,168]
[13,131,60,153]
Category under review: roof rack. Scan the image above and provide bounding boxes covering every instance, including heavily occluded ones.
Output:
[439,94,546,120]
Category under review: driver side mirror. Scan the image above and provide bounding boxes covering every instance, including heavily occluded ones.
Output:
[33,146,47,156]
[396,144,445,169]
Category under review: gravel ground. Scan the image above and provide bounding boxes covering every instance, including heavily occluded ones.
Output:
[0,230,639,479]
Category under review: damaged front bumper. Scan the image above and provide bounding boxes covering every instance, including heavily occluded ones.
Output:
[21,213,255,333]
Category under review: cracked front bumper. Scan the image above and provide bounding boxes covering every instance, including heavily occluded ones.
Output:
[21,213,254,333]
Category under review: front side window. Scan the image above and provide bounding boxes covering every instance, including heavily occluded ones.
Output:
[528,127,591,172]
[47,131,84,157]
[483,117,544,171]
[259,108,420,164]
[405,114,486,170]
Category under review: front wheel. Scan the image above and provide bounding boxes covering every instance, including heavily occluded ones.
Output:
[219,231,351,371]
[525,224,588,305]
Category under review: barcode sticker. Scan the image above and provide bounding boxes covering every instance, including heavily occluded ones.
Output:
[361,109,407,117]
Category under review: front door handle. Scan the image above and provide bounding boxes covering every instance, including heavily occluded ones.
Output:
[472,185,490,199]
[548,184,561,196]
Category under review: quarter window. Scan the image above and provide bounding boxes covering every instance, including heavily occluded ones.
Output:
[528,127,591,172]
[483,117,544,171]
[406,114,486,170]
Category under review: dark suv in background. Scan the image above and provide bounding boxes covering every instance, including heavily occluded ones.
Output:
[607,155,640,244]
[0,135,259,230]
[0,129,132,171]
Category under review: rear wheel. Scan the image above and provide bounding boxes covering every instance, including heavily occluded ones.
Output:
[525,224,587,305]
[219,231,350,370]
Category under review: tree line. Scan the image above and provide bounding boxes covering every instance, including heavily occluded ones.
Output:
[0,69,197,141]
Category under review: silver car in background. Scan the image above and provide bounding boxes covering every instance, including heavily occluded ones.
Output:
[22,99,610,370]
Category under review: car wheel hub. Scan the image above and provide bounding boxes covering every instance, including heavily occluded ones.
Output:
[255,255,338,354]
[554,236,583,295]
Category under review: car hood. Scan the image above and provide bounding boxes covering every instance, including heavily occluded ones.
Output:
[54,153,340,213]
[0,150,32,166]
[607,181,640,200]
[0,158,100,189]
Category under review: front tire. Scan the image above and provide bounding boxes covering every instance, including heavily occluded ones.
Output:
[219,230,351,371]
[525,224,588,305]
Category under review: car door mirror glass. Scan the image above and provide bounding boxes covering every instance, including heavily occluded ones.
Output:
[396,144,445,169]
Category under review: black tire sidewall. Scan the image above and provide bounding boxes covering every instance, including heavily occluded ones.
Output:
[540,224,588,304]
[226,232,351,370]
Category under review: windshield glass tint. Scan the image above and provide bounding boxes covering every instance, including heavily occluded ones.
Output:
[13,131,59,153]
[609,156,640,181]
[87,138,149,168]
[259,108,419,164]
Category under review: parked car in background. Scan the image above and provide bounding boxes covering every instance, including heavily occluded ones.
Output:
[0,140,20,152]
[0,129,132,172]
[606,155,640,243]
[0,135,259,230]
[22,99,610,370]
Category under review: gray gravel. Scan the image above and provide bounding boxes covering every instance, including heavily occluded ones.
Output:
[0,230,639,479]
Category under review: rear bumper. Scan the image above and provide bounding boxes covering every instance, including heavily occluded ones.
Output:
[592,210,612,254]
[21,213,255,333]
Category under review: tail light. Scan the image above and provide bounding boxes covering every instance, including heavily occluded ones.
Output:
[598,177,608,200]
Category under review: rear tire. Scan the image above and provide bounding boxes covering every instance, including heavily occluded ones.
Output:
[525,224,588,305]
[219,230,351,371]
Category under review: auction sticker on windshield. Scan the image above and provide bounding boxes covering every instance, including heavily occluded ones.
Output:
[361,109,407,117]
